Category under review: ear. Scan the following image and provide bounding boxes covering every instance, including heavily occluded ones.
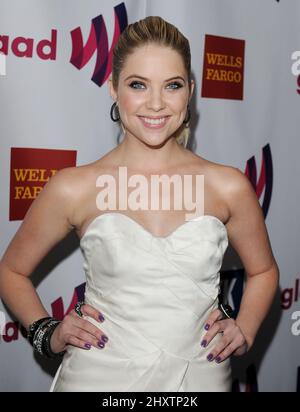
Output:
[108,75,117,101]
[189,79,195,102]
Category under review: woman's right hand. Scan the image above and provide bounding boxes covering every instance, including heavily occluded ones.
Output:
[50,303,109,353]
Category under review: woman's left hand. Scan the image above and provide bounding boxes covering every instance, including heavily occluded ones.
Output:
[201,308,251,363]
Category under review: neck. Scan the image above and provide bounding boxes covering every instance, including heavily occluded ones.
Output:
[115,133,186,173]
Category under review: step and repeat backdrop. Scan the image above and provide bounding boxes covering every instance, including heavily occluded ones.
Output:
[0,0,299,392]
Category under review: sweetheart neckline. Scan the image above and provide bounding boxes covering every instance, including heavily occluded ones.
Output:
[79,212,228,244]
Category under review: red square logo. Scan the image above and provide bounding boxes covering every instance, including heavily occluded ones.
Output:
[201,34,245,100]
[10,147,77,220]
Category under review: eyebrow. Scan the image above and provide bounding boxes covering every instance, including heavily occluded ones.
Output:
[124,74,186,83]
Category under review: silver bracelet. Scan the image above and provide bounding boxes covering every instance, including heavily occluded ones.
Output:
[33,318,52,355]
[43,320,65,359]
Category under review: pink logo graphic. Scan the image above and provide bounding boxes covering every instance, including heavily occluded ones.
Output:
[245,143,273,218]
[51,283,86,320]
[70,2,128,87]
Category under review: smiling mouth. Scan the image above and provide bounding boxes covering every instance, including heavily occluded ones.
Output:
[138,116,170,128]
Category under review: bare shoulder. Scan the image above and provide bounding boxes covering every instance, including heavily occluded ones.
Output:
[185,150,238,180]
[47,163,98,219]
[0,159,111,275]
[59,157,120,225]
[0,165,83,275]
[191,156,277,274]
[185,152,247,222]
[43,165,91,217]
[208,161,277,276]
[213,164,259,217]
[197,151,252,190]
[191,154,244,188]
[203,160,257,220]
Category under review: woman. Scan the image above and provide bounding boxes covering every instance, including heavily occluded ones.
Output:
[0,16,279,392]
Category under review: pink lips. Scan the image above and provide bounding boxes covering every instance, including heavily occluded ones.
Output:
[138,116,170,129]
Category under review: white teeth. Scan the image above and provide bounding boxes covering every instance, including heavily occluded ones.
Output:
[142,117,166,125]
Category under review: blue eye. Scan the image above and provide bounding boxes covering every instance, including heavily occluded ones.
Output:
[128,81,183,90]
[129,81,145,89]
[167,82,183,89]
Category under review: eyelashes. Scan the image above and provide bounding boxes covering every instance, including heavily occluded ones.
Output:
[128,81,184,90]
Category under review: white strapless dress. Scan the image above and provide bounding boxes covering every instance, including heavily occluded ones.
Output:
[50,213,232,392]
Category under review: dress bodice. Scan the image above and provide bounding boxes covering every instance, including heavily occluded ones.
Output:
[50,212,231,392]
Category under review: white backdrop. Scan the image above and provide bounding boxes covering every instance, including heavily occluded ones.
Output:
[1,0,299,392]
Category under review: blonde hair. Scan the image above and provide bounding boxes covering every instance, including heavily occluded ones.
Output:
[112,16,192,148]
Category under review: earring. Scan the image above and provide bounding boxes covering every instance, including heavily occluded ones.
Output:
[110,102,120,122]
[183,105,191,125]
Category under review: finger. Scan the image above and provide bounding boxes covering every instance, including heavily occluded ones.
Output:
[206,324,246,362]
[205,328,236,361]
[200,319,226,348]
[201,318,228,345]
[80,303,106,323]
[203,308,223,331]
[70,325,107,350]
[71,316,109,345]
[67,334,94,350]
[71,303,105,323]
[212,338,242,363]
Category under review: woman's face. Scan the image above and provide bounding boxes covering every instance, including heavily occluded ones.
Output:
[109,43,194,147]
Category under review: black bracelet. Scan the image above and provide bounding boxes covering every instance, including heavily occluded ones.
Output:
[32,318,65,359]
[43,320,65,359]
[32,318,53,356]
[218,302,234,319]
[27,317,52,346]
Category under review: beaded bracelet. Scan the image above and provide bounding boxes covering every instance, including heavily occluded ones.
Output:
[32,318,53,355]
[27,316,52,346]
[29,317,65,359]
[42,320,65,359]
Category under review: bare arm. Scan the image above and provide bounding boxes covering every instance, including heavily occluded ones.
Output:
[0,167,108,354]
[225,167,279,348]
[0,168,76,330]
[202,166,279,361]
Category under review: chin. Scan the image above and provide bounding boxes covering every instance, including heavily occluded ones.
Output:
[141,135,173,148]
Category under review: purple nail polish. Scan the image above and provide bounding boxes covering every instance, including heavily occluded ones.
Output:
[200,339,207,347]
[99,314,105,322]
[215,356,222,363]
[84,343,91,349]
[207,353,214,361]
[204,323,210,331]
[101,335,109,343]
[98,341,105,348]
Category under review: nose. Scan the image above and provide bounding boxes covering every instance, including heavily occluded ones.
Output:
[146,88,166,111]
